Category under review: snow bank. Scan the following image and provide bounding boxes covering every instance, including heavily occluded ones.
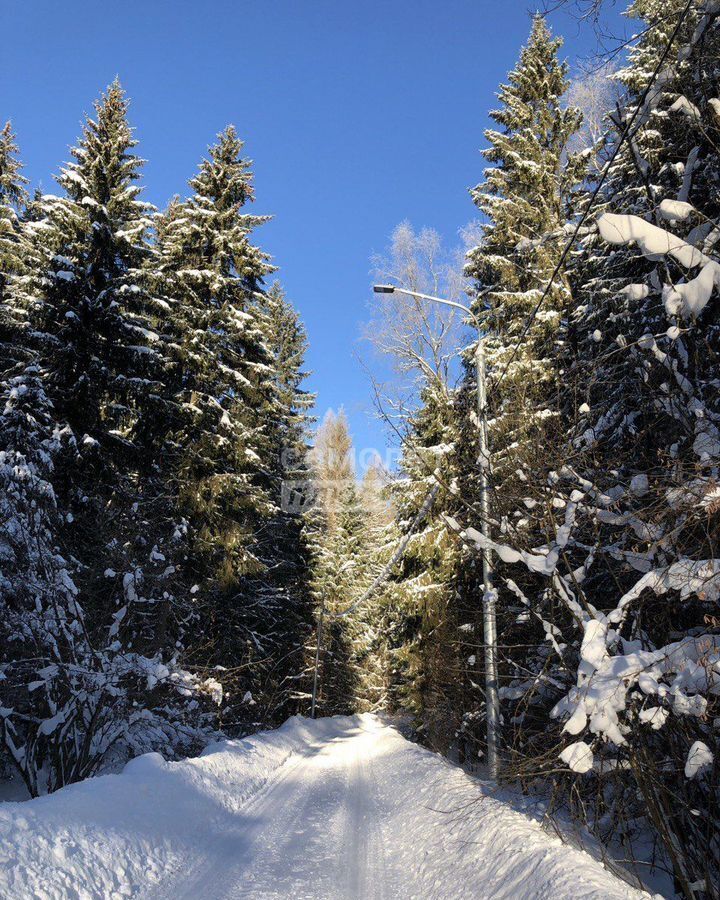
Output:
[355,717,649,899]
[0,715,342,899]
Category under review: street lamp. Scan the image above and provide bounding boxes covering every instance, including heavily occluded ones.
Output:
[372,283,500,780]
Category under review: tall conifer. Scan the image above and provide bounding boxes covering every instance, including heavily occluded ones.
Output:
[157,126,274,589]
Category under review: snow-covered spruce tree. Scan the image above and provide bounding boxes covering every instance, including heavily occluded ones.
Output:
[261,282,315,474]
[514,3,720,892]
[350,459,397,712]
[0,122,32,373]
[239,281,317,724]
[6,81,175,614]
[0,366,217,795]
[157,125,273,584]
[0,366,83,795]
[456,14,585,762]
[0,122,29,357]
[156,127,294,729]
[383,388,462,752]
[258,280,316,542]
[1,84,220,783]
[304,410,366,715]
[454,4,720,891]
[464,13,584,415]
[365,221,467,750]
[11,81,163,432]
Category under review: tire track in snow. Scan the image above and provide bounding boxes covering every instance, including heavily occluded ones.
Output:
[140,742,324,900]
[345,730,391,900]
[146,727,389,900]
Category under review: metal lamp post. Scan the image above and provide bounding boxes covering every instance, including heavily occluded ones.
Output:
[373,284,500,780]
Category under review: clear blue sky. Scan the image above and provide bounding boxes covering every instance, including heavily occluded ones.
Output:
[1,0,624,464]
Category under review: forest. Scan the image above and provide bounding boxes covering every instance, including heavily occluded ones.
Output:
[1,0,719,897]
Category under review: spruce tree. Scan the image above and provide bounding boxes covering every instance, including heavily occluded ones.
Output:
[240,281,316,723]
[256,281,315,627]
[0,122,29,357]
[540,3,720,888]
[383,387,461,749]
[351,460,397,711]
[447,5,720,888]
[157,126,274,590]
[260,281,315,480]
[305,410,364,714]
[6,83,184,656]
[0,363,214,794]
[569,0,720,457]
[155,128,305,732]
[0,365,84,795]
[0,85,215,777]
[454,15,585,761]
[11,81,161,431]
[460,14,584,549]
[465,14,584,405]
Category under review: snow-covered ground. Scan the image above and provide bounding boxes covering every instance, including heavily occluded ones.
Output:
[0,714,654,899]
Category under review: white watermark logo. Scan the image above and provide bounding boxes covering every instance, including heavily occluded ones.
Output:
[278,445,401,515]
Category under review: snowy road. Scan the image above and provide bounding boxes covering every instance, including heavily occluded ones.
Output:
[0,715,651,900]
[151,721,393,900]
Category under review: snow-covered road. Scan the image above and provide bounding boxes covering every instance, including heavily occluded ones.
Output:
[150,719,392,900]
[0,715,652,899]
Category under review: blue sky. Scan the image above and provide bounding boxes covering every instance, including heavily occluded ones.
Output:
[1,0,625,465]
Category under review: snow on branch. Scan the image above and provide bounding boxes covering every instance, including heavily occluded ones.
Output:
[597,213,720,317]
